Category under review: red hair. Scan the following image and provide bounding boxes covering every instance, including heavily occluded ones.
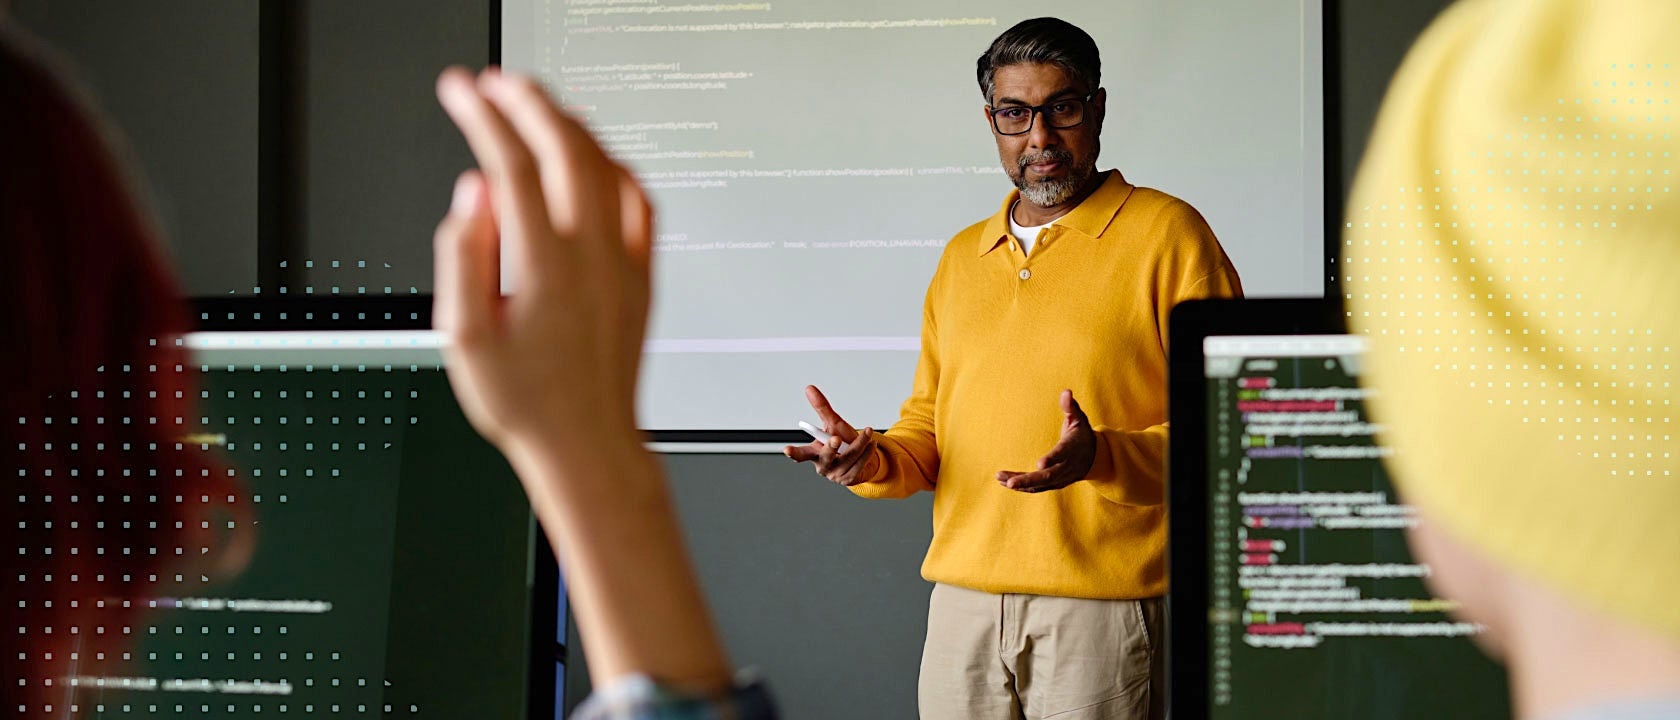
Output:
[0,27,247,714]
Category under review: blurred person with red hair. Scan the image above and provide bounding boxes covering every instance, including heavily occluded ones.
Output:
[0,26,249,716]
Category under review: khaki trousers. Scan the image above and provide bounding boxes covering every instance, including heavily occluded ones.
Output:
[917,583,1164,720]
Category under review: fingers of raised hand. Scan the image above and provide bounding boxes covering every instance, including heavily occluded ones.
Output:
[617,164,655,271]
[435,68,554,283]
[433,170,498,344]
[477,72,622,263]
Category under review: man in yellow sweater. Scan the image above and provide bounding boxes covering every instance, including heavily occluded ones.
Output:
[784,18,1242,720]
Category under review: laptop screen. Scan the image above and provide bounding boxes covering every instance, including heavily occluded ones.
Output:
[1198,334,1510,718]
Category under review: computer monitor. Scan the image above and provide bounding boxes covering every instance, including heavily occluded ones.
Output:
[66,357,559,718]
[1167,298,1511,719]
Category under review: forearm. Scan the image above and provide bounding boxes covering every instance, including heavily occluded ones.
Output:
[504,437,732,694]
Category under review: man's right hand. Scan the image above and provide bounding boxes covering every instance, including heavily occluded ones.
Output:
[784,385,878,486]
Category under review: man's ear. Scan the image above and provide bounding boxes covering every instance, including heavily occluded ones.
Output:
[982,104,996,135]
[1091,87,1107,133]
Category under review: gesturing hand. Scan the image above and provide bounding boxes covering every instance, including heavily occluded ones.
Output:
[432,68,653,462]
[783,385,878,486]
[998,389,1097,493]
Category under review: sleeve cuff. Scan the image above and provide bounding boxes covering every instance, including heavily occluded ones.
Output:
[1086,430,1117,486]
[1083,427,1166,507]
[571,670,777,720]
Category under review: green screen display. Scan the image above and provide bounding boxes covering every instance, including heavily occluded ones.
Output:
[79,369,537,718]
[1203,336,1510,719]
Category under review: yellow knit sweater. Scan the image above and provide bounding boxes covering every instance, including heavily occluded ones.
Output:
[850,170,1243,599]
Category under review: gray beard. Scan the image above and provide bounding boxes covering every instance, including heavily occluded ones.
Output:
[1011,149,1098,207]
[1018,172,1085,206]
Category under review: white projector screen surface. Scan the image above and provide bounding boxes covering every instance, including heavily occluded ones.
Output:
[501,0,1324,431]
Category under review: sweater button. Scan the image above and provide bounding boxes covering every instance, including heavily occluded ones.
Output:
[1018,268,1032,280]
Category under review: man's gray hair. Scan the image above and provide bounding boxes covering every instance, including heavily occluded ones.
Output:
[976,18,1101,104]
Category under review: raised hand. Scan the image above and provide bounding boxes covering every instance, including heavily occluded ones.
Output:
[997,389,1096,493]
[432,67,734,693]
[432,67,652,464]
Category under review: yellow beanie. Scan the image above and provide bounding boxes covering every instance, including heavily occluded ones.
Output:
[1345,0,1680,639]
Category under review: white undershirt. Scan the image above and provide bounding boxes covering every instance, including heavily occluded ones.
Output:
[1008,201,1054,254]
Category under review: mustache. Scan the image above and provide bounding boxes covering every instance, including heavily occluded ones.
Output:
[1017,149,1075,171]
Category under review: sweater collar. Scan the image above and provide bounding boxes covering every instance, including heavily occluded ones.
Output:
[977,170,1135,256]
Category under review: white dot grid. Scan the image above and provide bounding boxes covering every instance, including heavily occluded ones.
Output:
[8,263,447,714]
[233,258,421,302]
[205,259,424,327]
[1346,64,1676,481]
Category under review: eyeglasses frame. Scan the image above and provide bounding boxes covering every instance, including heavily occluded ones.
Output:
[987,92,1099,136]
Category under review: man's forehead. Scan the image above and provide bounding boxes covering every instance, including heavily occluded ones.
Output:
[990,62,1086,103]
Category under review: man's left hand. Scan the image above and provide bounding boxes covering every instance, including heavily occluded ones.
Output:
[998,389,1097,493]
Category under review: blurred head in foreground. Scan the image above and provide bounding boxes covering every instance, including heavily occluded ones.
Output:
[1,25,247,715]
[1345,0,1680,716]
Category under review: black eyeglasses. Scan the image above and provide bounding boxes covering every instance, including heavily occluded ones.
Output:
[988,93,1095,136]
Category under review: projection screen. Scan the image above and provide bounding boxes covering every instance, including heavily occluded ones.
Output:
[499,0,1326,431]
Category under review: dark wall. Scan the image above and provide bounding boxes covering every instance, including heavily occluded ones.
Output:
[11,0,261,296]
[1335,0,1457,198]
[10,2,1458,718]
[296,0,484,294]
[11,0,481,297]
